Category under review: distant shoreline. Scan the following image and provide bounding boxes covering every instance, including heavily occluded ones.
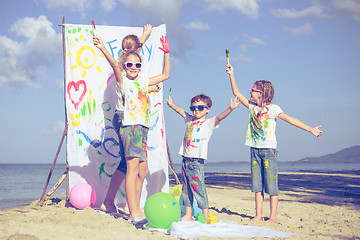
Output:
[1,160,359,165]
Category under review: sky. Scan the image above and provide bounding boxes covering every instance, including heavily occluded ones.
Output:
[1,0,360,164]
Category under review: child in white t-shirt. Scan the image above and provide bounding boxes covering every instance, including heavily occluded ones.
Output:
[93,33,170,223]
[166,94,240,223]
[226,63,323,223]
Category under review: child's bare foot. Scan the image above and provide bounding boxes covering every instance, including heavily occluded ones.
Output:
[182,214,193,221]
[100,203,118,213]
[266,218,277,223]
[249,216,262,222]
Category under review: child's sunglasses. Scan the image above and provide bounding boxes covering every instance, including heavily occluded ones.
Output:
[124,62,142,69]
[251,88,263,94]
[189,105,209,111]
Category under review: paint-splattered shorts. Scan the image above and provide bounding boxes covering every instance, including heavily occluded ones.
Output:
[181,157,209,210]
[113,111,127,174]
[250,147,279,196]
[119,124,148,162]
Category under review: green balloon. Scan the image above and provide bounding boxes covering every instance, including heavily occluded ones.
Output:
[144,192,181,229]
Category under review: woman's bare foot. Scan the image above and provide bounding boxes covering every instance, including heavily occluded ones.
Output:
[100,203,118,213]
[249,216,263,222]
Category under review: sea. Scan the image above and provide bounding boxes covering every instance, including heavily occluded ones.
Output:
[1,162,359,210]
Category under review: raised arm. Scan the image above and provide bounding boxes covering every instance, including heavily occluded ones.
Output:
[93,34,123,85]
[278,112,323,137]
[166,96,185,117]
[148,83,162,93]
[149,36,170,86]
[226,64,249,108]
[139,24,152,44]
[215,97,241,126]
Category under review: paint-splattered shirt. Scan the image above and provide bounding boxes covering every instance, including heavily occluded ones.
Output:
[245,104,283,149]
[179,113,218,160]
[121,75,150,128]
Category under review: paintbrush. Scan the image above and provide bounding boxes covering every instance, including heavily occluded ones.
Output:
[226,49,230,65]
[91,20,96,35]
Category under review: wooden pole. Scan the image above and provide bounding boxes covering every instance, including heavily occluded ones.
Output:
[36,171,67,206]
[36,16,69,207]
[36,123,68,206]
[60,16,71,205]
[167,140,180,185]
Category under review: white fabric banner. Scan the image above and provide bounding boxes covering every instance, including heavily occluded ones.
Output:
[64,23,169,208]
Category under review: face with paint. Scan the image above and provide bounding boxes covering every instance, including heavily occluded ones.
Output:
[250,80,275,107]
[123,52,142,80]
[191,100,210,120]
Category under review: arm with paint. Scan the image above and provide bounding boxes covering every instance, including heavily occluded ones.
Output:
[215,97,241,126]
[149,36,170,86]
[278,112,323,137]
[166,96,185,117]
[226,64,249,109]
[93,35,123,86]
[148,83,162,93]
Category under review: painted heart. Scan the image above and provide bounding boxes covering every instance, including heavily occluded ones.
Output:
[67,80,87,110]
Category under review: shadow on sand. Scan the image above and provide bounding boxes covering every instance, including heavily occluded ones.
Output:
[170,170,360,209]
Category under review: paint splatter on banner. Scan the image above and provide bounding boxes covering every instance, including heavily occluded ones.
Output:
[64,24,169,208]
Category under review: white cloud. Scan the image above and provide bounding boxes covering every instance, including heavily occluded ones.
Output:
[10,16,60,56]
[332,0,360,21]
[40,121,65,135]
[251,37,266,46]
[218,34,264,63]
[202,0,259,19]
[271,5,328,19]
[100,0,117,12]
[184,20,210,30]
[284,23,314,37]
[0,16,62,90]
[243,34,266,46]
[43,0,91,15]
[235,54,255,62]
[115,0,258,56]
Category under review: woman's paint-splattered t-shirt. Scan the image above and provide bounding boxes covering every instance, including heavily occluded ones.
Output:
[245,104,283,149]
[121,75,150,128]
[179,112,218,160]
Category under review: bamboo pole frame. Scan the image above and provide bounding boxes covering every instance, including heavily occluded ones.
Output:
[36,16,69,206]
[36,123,68,206]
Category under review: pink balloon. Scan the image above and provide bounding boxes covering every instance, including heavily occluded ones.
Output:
[70,183,96,209]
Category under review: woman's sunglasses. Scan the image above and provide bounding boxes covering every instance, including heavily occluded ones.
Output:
[189,105,209,111]
[125,62,142,69]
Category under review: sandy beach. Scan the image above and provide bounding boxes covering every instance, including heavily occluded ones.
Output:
[1,171,359,240]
